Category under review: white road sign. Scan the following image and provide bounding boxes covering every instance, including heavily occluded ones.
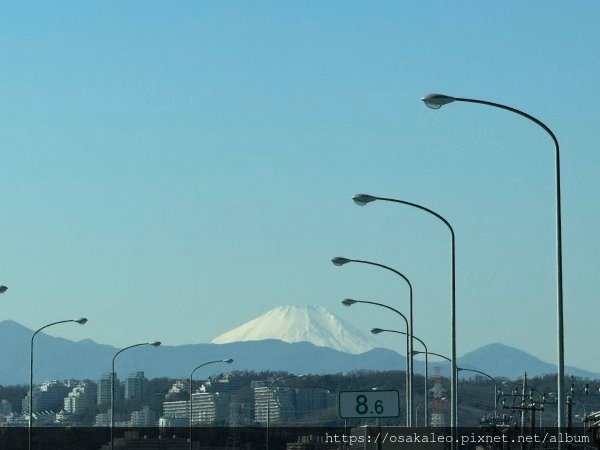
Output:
[338,390,400,419]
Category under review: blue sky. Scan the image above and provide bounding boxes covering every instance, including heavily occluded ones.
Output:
[1,2,599,372]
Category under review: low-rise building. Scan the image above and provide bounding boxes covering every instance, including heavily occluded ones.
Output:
[130,406,157,427]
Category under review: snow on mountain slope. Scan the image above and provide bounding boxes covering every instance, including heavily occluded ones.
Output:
[211,305,379,354]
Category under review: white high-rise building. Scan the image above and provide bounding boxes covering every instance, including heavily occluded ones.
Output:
[162,400,188,420]
[161,392,230,425]
[64,381,97,414]
[192,392,230,425]
[254,386,295,424]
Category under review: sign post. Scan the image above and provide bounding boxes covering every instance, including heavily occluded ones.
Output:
[338,390,400,419]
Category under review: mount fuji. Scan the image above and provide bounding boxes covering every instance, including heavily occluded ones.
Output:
[211,305,379,354]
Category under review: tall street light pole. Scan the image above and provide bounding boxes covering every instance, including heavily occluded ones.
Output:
[189,358,234,450]
[421,92,564,431]
[352,193,457,430]
[266,374,302,450]
[340,298,410,426]
[413,350,456,426]
[111,341,161,450]
[332,256,414,426]
[371,328,429,427]
[457,368,498,418]
[29,317,88,450]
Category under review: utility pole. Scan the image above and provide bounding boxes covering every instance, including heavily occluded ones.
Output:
[499,373,545,450]
[566,396,572,434]
[521,374,527,437]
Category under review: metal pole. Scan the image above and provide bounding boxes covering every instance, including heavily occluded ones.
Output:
[29,333,34,450]
[344,300,409,426]
[335,258,414,426]
[405,332,410,425]
[266,387,270,450]
[424,350,428,427]
[111,356,116,450]
[432,95,564,434]
[189,373,193,450]
[418,351,451,427]
[189,360,232,450]
[29,319,83,450]
[457,368,498,418]
[111,342,160,450]
[566,396,572,433]
[353,195,456,430]
[375,328,429,427]
[266,375,298,450]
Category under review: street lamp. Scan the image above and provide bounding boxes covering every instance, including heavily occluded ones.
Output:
[422,92,564,431]
[457,367,498,418]
[266,374,303,450]
[341,299,410,426]
[189,358,234,450]
[0,286,7,294]
[111,341,161,450]
[352,193,457,429]
[29,318,87,450]
[413,350,455,425]
[332,256,414,426]
[371,328,429,427]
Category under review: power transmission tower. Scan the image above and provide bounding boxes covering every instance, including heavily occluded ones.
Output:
[430,367,446,427]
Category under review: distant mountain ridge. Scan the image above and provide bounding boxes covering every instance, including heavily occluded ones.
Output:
[0,319,597,385]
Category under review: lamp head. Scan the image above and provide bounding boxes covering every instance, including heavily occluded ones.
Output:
[352,194,377,206]
[223,358,234,364]
[331,257,351,266]
[421,93,455,109]
[150,341,161,347]
[370,328,384,335]
[75,318,88,325]
[0,286,7,294]
[341,299,358,307]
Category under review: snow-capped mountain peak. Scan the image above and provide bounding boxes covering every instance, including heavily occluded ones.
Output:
[211,305,378,354]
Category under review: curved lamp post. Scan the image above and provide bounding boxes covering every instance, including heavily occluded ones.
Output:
[29,318,87,450]
[371,327,428,426]
[413,350,455,425]
[111,341,161,450]
[332,257,414,425]
[189,358,234,450]
[341,298,410,426]
[266,374,303,450]
[421,92,564,430]
[457,367,498,417]
[352,193,457,429]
